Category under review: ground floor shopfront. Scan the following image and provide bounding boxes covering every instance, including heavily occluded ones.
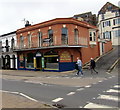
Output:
[17,46,100,72]
[1,53,17,70]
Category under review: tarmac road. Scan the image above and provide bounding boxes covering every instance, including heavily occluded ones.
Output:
[2,71,119,108]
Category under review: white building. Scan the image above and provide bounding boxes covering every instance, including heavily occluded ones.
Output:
[0,31,17,69]
[98,2,120,54]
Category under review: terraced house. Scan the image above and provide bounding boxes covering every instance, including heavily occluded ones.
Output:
[14,18,100,72]
[98,2,120,55]
[0,31,17,70]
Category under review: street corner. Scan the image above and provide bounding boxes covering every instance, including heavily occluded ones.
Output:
[1,91,53,108]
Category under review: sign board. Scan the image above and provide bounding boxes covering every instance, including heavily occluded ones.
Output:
[36,52,42,57]
[60,51,71,62]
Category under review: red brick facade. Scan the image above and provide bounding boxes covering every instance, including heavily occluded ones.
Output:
[15,18,100,71]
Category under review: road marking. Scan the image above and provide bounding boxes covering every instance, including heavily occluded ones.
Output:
[109,77,112,79]
[84,102,114,108]
[1,90,38,102]
[0,90,19,94]
[114,85,120,88]
[85,85,91,88]
[52,98,63,102]
[76,88,84,91]
[67,92,75,96]
[98,81,102,82]
[20,93,38,102]
[112,76,115,77]
[106,89,120,93]
[97,95,119,102]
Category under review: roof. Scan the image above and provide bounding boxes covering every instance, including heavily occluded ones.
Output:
[0,31,16,37]
[98,2,120,15]
[73,12,92,17]
[17,18,98,34]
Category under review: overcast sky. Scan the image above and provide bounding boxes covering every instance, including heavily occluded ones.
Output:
[0,0,119,35]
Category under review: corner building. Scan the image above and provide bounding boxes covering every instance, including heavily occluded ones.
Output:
[15,18,100,72]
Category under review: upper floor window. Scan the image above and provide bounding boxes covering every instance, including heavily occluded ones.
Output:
[48,29,53,46]
[11,38,14,50]
[103,31,111,39]
[20,36,24,48]
[28,34,31,47]
[61,28,68,45]
[115,11,120,17]
[38,32,42,47]
[107,5,112,11]
[90,32,92,41]
[113,18,120,25]
[0,41,2,52]
[6,40,9,52]
[89,31,96,41]
[114,30,120,37]
[103,20,111,27]
[74,29,79,44]
[101,14,104,20]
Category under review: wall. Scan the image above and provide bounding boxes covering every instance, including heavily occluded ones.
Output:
[104,41,112,53]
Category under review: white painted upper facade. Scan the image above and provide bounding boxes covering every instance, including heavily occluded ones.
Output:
[0,31,17,69]
[98,7,120,45]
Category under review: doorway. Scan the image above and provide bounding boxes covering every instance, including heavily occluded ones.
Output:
[36,57,42,69]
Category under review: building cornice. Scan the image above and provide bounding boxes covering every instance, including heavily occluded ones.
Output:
[17,18,98,34]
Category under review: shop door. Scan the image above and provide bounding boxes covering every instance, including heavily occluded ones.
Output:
[5,55,10,69]
[36,57,42,69]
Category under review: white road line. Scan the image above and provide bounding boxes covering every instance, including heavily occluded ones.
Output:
[20,93,38,102]
[114,85,120,88]
[0,90,19,94]
[67,92,75,96]
[112,76,115,77]
[97,95,119,102]
[1,90,38,102]
[52,98,63,102]
[98,81,103,82]
[85,85,91,88]
[84,102,114,108]
[76,88,84,91]
[106,89,120,93]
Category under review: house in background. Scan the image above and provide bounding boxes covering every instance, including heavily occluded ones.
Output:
[0,31,17,69]
[98,2,120,55]
[14,18,100,72]
[73,12,98,26]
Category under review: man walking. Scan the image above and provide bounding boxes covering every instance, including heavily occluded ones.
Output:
[76,57,83,76]
[90,58,98,74]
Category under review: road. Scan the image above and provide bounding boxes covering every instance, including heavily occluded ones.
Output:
[1,46,119,109]
[2,73,119,108]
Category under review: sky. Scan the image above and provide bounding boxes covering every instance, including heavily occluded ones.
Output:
[0,0,119,35]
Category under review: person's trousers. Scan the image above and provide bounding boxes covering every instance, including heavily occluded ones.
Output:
[77,66,83,75]
[91,67,98,74]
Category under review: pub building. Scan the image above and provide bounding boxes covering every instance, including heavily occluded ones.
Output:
[15,18,100,72]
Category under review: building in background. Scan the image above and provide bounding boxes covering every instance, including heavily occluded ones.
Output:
[15,18,100,72]
[0,31,17,69]
[98,2,120,55]
[73,12,98,26]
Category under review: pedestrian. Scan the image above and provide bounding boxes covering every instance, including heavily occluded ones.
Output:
[90,58,98,74]
[76,57,83,76]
